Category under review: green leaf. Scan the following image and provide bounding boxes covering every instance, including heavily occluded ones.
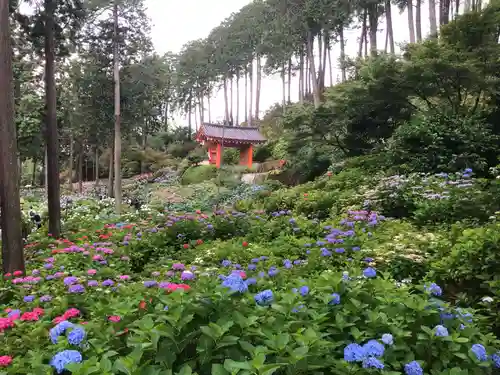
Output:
[211,364,230,375]
[176,364,192,375]
[224,359,252,372]
[99,357,112,372]
[259,364,284,375]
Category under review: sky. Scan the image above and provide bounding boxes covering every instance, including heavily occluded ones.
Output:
[145,0,433,126]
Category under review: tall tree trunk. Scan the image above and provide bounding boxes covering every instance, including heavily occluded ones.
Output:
[113,0,122,214]
[439,0,450,25]
[368,5,378,55]
[32,158,38,186]
[78,145,83,194]
[299,51,304,103]
[407,0,416,43]
[0,0,25,273]
[188,101,192,133]
[384,0,395,53]
[95,147,99,186]
[305,53,310,95]
[464,0,471,12]
[281,64,286,113]
[255,55,261,121]
[236,71,240,125]
[244,67,248,123]
[416,0,422,41]
[327,44,333,86]
[229,76,233,124]
[68,131,73,191]
[248,61,253,126]
[287,58,292,103]
[429,0,438,36]
[454,0,459,17]
[194,107,198,132]
[44,147,48,192]
[319,32,328,93]
[306,31,321,108]
[339,26,347,81]
[108,144,114,197]
[358,10,367,58]
[199,95,205,123]
[223,77,230,124]
[207,95,212,123]
[44,0,61,237]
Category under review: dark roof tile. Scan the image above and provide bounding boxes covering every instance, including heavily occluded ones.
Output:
[198,123,266,143]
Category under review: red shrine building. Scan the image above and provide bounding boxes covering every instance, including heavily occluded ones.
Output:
[195,123,266,168]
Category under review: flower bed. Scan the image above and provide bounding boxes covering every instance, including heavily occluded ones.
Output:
[0,204,499,374]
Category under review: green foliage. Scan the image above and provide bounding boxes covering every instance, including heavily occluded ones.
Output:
[181,165,218,185]
[386,113,500,175]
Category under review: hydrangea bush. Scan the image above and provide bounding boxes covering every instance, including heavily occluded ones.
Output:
[0,201,499,374]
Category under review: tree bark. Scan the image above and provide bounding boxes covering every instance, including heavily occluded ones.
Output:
[416,0,422,41]
[287,57,292,103]
[0,0,25,273]
[68,131,73,191]
[306,31,321,108]
[108,144,114,197]
[281,64,286,112]
[244,67,248,123]
[113,0,122,213]
[358,10,367,58]
[408,0,416,43]
[223,77,230,124]
[78,145,83,194]
[248,61,253,126]
[384,0,395,53]
[229,76,233,124]
[95,147,99,186]
[299,50,304,103]
[429,0,438,36]
[44,0,61,237]
[255,55,261,121]
[368,5,378,55]
[439,0,450,25]
[339,26,347,81]
[236,71,240,125]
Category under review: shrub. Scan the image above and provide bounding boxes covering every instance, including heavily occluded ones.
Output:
[181,165,217,185]
[386,113,500,175]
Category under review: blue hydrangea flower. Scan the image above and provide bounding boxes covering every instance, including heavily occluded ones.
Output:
[40,295,53,302]
[424,283,442,297]
[471,344,488,361]
[344,343,365,362]
[268,267,279,277]
[143,280,157,288]
[435,325,449,337]
[63,277,78,286]
[50,350,83,374]
[221,274,248,293]
[362,357,384,369]
[68,284,84,294]
[363,267,377,278]
[50,321,75,344]
[491,352,500,368]
[221,260,232,267]
[101,279,114,287]
[254,290,273,306]
[67,327,86,345]
[329,293,341,305]
[404,361,423,375]
[24,295,35,303]
[299,286,309,296]
[363,340,384,357]
[245,277,257,286]
[248,264,256,271]
[381,333,393,345]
